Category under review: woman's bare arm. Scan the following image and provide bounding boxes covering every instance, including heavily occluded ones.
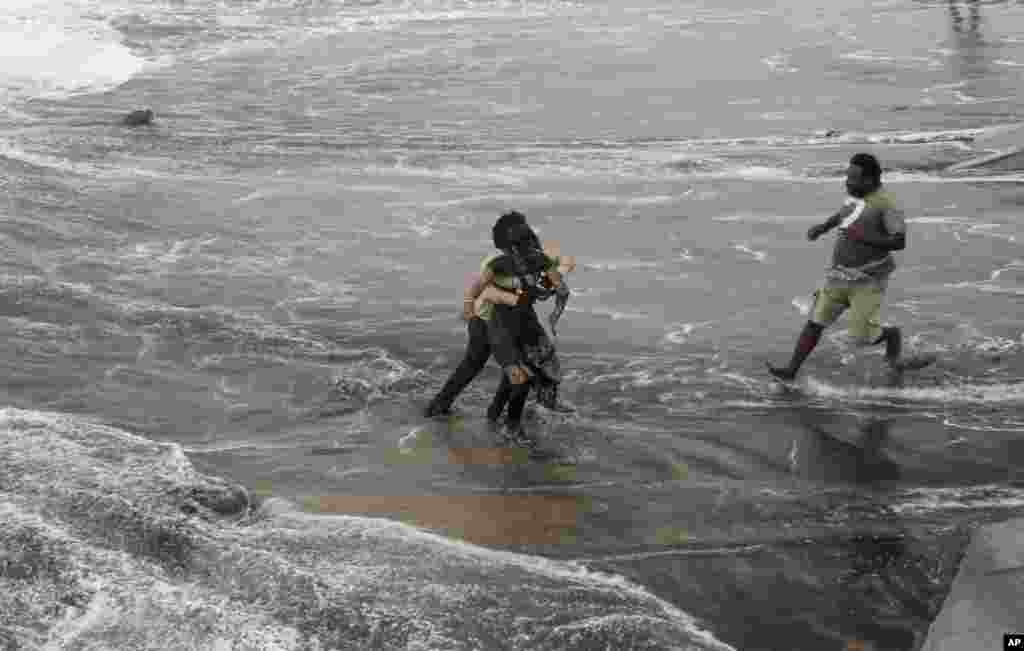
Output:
[479,284,520,305]
[462,270,490,320]
[463,269,520,319]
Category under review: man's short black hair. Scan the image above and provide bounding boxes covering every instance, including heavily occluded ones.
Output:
[493,211,527,249]
[849,153,882,182]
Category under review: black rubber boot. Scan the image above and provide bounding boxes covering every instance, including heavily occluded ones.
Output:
[504,380,531,426]
[875,326,902,365]
[487,375,512,422]
[495,382,532,449]
[877,327,937,373]
[767,321,824,381]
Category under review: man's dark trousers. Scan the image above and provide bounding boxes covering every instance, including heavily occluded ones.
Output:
[426,317,490,415]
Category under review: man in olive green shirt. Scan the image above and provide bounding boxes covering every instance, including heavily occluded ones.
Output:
[424,212,574,420]
[424,211,528,418]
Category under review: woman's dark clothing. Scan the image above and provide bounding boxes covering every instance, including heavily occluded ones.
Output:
[486,299,562,425]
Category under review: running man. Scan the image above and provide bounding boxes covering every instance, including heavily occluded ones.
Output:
[768,153,933,381]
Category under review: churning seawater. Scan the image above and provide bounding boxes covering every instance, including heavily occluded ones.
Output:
[2,1,1023,649]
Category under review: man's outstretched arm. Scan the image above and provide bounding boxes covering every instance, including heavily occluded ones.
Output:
[807,209,847,241]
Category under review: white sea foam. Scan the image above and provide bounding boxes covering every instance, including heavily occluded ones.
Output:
[670,165,803,182]
[988,260,1024,282]
[953,92,1017,105]
[687,165,1015,185]
[889,485,1024,515]
[582,545,767,563]
[588,369,660,387]
[5,407,737,651]
[627,194,680,206]
[721,400,785,409]
[906,216,970,225]
[879,171,1024,184]
[276,508,738,651]
[568,306,649,321]
[949,324,1024,355]
[0,1,149,102]
[944,281,1024,296]
[761,54,798,73]
[731,242,767,262]
[841,50,936,65]
[684,125,991,149]
[791,294,815,316]
[713,213,817,223]
[942,416,1024,433]
[804,377,1024,405]
[0,144,111,177]
[582,260,662,272]
[664,321,716,344]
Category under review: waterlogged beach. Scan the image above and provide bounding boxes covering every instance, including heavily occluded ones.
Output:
[2,0,1023,649]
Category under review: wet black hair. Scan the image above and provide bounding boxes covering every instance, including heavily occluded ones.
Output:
[504,222,542,251]
[849,153,882,182]
[500,222,547,275]
[492,211,527,250]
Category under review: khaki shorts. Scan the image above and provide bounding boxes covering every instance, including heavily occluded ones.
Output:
[811,285,883,343]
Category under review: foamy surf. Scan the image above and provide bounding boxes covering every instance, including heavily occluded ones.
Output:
[942,416,1024,433]
[582,260,663,272]
[0,1,149,102]
[889,485,1024,516]
[791,294,815,316]
[944,282,1024,296]
[680,166,1024,184]
[803,377,1024,405]
[664,321,717,345]
[731,242,767,262]
[679,125,991,149]
[0,143,165,179]
[0,407,735,650]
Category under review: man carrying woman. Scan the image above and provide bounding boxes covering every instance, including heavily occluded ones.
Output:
[424,211,574,443]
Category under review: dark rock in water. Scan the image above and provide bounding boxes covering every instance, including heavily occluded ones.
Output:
[122,109,154,126]
[824,129,841,138]
[181,480,250,517]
